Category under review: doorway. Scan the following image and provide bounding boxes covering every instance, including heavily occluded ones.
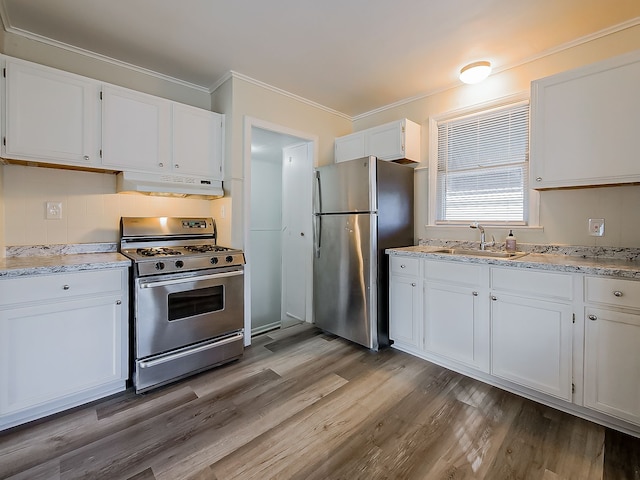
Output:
[244,119,317,342]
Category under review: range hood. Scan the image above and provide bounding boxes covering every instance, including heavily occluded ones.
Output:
[116,171,224,199]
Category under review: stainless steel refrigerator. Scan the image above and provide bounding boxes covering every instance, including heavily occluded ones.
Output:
[313,156,414,350]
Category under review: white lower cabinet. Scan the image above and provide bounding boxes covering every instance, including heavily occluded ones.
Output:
[389,256,422,349]
[583,276,640,426]
[489,267,574,401]
[490,293,573,401]
[389,254,640,434]
[584,307,640,425]
[423,260,489,371]
[0,268,128,430]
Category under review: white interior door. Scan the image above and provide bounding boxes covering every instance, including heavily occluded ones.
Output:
[282,143,312,327]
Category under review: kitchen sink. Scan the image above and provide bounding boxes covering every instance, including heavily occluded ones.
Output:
[431,248,529,260]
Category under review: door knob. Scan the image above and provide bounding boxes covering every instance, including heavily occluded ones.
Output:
[300,232,305,237]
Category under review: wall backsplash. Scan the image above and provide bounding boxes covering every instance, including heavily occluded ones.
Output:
[1,164,215,246]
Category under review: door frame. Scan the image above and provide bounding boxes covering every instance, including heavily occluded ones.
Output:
[243,116,318,345]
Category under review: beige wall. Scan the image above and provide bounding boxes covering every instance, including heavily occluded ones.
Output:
[2,165,214,245]
[2,21,639,249]
[355,24,640,248]
[0,165,4,256]
[211,75,351,247]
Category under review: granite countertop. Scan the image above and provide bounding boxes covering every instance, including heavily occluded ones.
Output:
[0,244,131,278]
[387,245,640,280]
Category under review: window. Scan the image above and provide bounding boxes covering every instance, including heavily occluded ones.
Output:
[432,100,530,225]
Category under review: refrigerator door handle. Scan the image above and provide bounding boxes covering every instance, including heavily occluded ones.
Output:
[314,170,322,258]
[314,213,322,258]
[315,170,323,214]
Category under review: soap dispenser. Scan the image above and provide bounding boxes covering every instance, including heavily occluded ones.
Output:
[505,230,517,253]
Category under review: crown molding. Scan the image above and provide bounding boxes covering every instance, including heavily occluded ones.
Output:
[353,16,640,121]
[217,71,351,120]
[0,6,210,93]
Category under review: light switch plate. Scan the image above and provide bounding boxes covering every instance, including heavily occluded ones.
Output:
[46,201,63,220]
[588,218,604,236]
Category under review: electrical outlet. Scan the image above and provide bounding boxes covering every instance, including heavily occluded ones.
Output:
[588,218,604,237]
[46,201,63,220]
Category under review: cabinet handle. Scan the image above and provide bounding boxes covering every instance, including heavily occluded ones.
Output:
[63,285,70,290]
[400,264,406,268]
[588,314,597,321]
[491,295,497,301]
[159,162,164,167]
[411,283,416,287]
[472,291,478,296]
[536,177,542,182]
[613,291,623,297]
[175,164,180,169]
[116,300,122,305]
[83,155,89,161]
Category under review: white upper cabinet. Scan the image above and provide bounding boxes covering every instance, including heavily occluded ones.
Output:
[0,55,224,182]
[101,85,171,172]
[102,85,224,180]
[334,131,366,163]
[335,118,421,163]
[4,59,100,167]
[530,51,640,189]
[172,103,224,179]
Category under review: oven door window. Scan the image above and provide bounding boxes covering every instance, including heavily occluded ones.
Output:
[168,285,224,321]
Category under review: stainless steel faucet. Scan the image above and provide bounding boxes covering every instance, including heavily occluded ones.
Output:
[470,222,486,250]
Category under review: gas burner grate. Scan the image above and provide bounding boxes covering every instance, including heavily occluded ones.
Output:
[137,247,183,257]
[183,245,229,253]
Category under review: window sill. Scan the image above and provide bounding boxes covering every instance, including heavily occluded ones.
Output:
[425,224,544,232]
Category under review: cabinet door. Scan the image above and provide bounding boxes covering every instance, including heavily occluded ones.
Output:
[172,103,223,179]
[389,275,422,349]
[334,131,366,163]
[0,296,125,416]
[5,60,99,166]
[530,51,640,188]
[491,294,573,400]
[101,85,171,172]
[367,121,404,161]
[584,307,640,425]
[424,282,488,370]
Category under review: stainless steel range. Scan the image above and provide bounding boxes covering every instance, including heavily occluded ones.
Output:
[120,217,245,393]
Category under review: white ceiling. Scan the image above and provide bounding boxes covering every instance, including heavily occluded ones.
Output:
[1,0,639,117]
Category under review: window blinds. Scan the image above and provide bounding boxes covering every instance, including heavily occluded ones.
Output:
[436,102,529,223]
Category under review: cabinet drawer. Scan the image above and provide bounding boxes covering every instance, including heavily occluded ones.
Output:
[424,260,483,286]
[585,276,640,310]
[491,267,573,301]
[390,256,420,276]
[0,269,124,306]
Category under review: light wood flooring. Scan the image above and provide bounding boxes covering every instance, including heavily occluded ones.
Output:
[1,323,639,480]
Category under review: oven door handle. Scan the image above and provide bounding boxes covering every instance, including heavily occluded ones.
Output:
[138,332,244,368]
[140,270,243,288]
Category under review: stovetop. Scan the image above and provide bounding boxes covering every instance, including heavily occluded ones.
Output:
[125,244,233,260]
[120,217,245,276]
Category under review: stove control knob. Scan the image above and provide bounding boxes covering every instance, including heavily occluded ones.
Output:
[226,255,234,263]
[175,260,184,268]
[155,262,165,271]
[210,257,219,265]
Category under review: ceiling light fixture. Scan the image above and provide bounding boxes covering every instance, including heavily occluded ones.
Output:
[459,61,492,84]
